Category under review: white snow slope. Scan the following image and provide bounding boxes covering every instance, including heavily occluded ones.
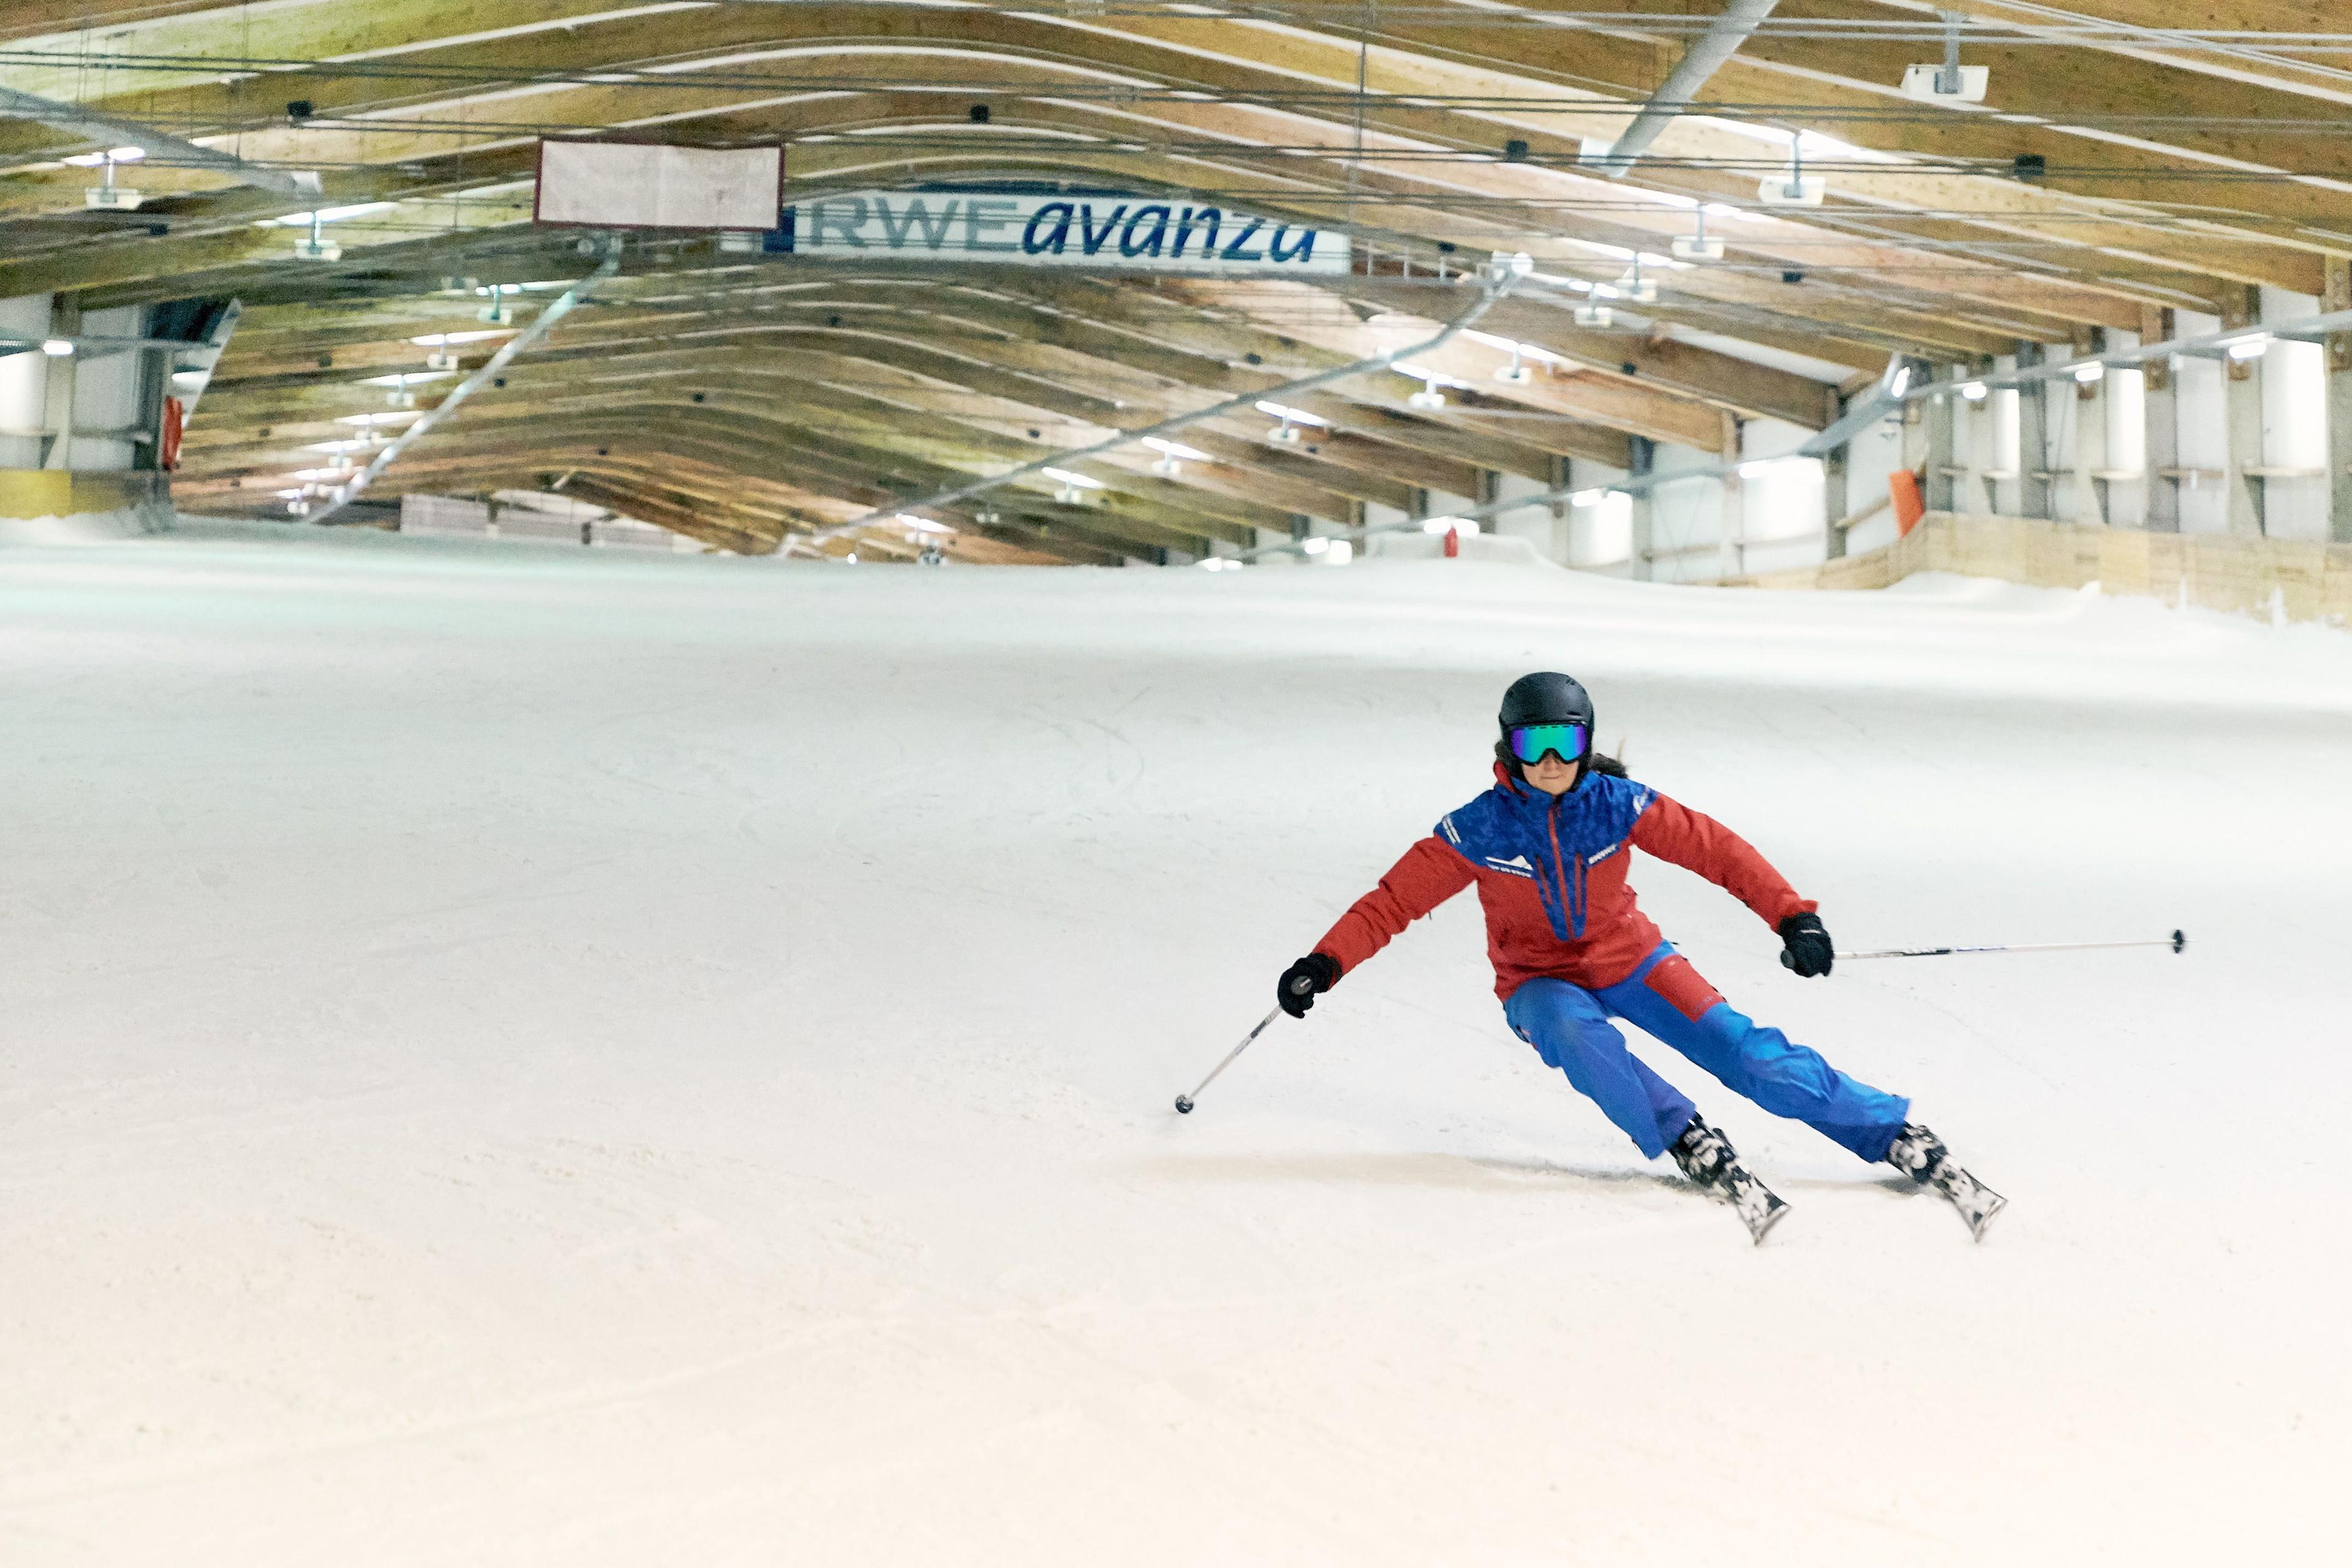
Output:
[4,529,2346,1566]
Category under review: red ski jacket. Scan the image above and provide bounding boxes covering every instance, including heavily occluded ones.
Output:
[1313,763,1815,1000]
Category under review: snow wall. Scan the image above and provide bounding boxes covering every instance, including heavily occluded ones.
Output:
[1735,508,2352,624]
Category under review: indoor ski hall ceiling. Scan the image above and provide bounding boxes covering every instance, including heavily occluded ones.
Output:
[4,1,2347,562]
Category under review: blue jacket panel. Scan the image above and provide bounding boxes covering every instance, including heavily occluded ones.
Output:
[1434,771,1657,941]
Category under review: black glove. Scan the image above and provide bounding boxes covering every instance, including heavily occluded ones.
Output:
[1278,952,1341,1017]
[1777,913,1834,978]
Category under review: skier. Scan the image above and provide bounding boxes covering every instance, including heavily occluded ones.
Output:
[1276,672,2002,1243]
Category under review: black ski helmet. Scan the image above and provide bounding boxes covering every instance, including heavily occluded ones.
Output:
[1498,671,1594,734]
[1497,672,1595,771]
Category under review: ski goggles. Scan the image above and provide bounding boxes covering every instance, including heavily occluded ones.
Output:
[1506,722,1589,766]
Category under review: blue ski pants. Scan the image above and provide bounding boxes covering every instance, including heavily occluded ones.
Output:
[1502,944,1909,1163]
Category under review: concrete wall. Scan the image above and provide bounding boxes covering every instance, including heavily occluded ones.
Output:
[1844,412,1905,556]
[0,292,163,475]
[70,304,151,473]
[1736,416,1829,577]
[2258,286,2328,541]
[2104,358,2148,529]
[1645,440,1727,584]
[0,295,49,471]
[1570,486,1634,572]
[2170,310,2230,535]
[1485,471,1562,560]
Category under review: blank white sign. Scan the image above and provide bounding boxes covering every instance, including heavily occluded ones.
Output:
[535,141,783,231]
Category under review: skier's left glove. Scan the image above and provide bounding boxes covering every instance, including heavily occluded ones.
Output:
[1278,953,1341,1017]
[1777,913,1834,978]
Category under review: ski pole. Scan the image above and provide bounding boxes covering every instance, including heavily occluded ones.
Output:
[1174,973,1317,1114]
[1790,929,2186,967]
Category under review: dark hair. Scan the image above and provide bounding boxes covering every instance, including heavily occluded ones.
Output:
[1495,740,1626,782]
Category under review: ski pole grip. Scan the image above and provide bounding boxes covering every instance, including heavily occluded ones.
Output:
[1778,949,1796,971]
[1286,972,1317,995]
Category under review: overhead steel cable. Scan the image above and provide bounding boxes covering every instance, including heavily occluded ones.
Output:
[15,68,2352,134]
[131,4,2349,47]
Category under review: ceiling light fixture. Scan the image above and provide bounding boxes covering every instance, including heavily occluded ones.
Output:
[1042,464,1103,503]
[1759,135,1826,208]
[1395,363,1455,410]
[1671,208,1723,263]
[81,146,146,211]
[293,209,340,263]
[1902,12,1989,103]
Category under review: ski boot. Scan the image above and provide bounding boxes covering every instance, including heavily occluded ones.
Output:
[1670,1116,1789,1245]
[1885,1123,2005,1242]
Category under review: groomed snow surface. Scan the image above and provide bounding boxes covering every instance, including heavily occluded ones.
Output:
[4,526,2345,1566]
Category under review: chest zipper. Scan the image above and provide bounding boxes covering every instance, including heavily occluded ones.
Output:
[1544,804,1575,939]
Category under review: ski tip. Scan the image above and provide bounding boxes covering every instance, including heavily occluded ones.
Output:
[1747,1199,1791,1247]
[1967,1193,2008,1243]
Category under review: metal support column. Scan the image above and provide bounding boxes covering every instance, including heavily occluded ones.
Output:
[1547,453,1570,563]
[2328,260,2352,545]
[2142,307,2179,532]
[38,296,77,471]
[1958,368,1989,515]
[1627,436,1656,580]
[1822,407,1849,560]
[1717,409,1743,580]
[1923,365,1957,513]
[2222,287,2263,538]
[2073,330,2108,525]
[2016,342,2051,518]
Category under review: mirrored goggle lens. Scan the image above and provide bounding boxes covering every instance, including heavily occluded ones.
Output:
[1509,723,1589,764]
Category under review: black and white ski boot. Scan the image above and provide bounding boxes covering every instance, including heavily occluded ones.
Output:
[1885,1123,2005,1242]
[1670,1116,1788,1245]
